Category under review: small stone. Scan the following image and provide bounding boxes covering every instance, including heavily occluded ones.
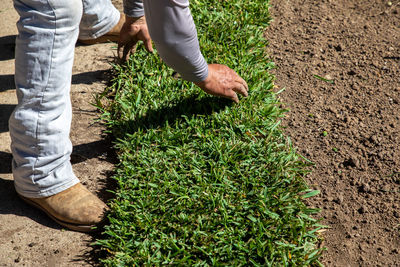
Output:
[334,194,344,204]
[370,135,378,144]
[334,44,343,52]
[358,206,368,214]
[381,184,391,192]
[352,156,360,168]
[348,70,356,75]
[369,187,376,194]
[343,158,356,168]
[360,183,371,193]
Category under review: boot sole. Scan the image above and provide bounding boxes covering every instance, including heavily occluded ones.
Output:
[18,194,103,233]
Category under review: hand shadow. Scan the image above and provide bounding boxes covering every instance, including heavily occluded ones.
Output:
[119,94,234,136]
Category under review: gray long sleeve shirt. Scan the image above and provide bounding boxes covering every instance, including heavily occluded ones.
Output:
[123,0,209,82]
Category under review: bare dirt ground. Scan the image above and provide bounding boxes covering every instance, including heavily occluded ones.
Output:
[266,0,400,266]
[1,0,399,266]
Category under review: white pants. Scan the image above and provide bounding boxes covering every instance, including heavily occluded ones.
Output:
[9,0,119,198]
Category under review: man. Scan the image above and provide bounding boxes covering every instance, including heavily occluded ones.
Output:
[10,0,248,232]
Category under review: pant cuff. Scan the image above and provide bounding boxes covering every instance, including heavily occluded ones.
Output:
[15,177,80,198]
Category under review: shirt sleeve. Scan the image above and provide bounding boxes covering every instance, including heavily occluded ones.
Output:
[143,0,209,82]
[123,0,145,18]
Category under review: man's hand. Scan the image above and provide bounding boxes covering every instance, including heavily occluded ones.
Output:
[118,16,153,61]
[195,64,248,103]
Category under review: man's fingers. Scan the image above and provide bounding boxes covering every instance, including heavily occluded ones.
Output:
[228,68,248,93]
[237,76,248,91]
[229,92,239,103]
[123,40,138,61]
[144,39,154,53]
[117,42,123,60]
[233,82,248,97]
[229,69,248,91]
[123,45,130,61]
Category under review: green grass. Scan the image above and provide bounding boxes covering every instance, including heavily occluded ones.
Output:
[94,0,324,265]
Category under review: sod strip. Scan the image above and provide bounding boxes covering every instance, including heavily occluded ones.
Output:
[95,0,323,265]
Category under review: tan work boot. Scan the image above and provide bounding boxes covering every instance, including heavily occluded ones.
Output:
[78,13,125,45]
[18,183,109,232]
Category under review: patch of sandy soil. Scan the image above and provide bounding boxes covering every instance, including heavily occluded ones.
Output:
[0,0,119,265]
[266,0,400,266]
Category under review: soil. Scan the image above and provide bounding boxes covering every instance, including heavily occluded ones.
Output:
[1,0,399,266]
[266,0,400,266]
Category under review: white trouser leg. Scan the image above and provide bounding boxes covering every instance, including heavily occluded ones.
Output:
[10,0,82,198]
[10,0,120,198]
[78,0,120,40]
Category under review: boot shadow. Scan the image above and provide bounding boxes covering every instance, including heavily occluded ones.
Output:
[0,177,62,230]
[0,136,118,231]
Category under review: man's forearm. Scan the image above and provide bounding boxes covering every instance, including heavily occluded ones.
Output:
[124,0,208,82]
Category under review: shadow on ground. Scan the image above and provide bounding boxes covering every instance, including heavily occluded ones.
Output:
[120,95,233,136]
[0,74,15,92]
[68,136,119,266]
[0,151,12,173]
[72,70,111,85]
[0,177,62,230]
[0,139,117,174]
[70,168,118,266]
[0,35,16,61]
[0,104,16,133]
[0,70,110,92]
